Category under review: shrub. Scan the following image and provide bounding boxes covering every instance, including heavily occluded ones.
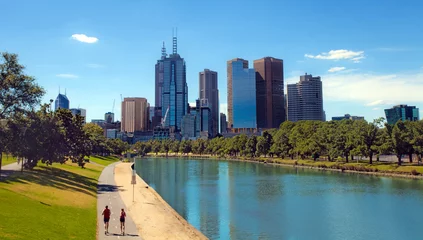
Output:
[294,161,298,165]
[411,169,419,176]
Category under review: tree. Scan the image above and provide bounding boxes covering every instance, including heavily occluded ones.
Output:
[179,140,192,155]
[171,141,180,155]
[0,52,45,175]
[151,140,161,155]
[391,121,414,166]
[245,135,257,157]
[161,139,172,157]
[412,121,423,163]
[355,118,384,164]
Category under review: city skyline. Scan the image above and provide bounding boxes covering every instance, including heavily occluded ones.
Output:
[2,0,422,123]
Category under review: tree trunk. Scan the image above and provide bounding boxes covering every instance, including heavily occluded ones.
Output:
[345,154,349,163]
[369,153,373,164]
[351,155,354,161]
[397,154,402,166]
[408,153,413,163]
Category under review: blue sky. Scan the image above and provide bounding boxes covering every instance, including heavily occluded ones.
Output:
[1,0,423,122]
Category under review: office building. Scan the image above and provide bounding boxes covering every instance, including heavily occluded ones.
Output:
[154,42,167,124]
[70,108,86,123]
[227,58,256,129]
[105,112,114,123]
[199,69,219,137]
[199,99,212,139]
[254,57,285,128]
[181,113,197,140]
[54,93,69,110]
[106,129,117,139]
[332,114,364,121]
[160,35,188,131]
[220,113,228,133]
[287,73,324,122]
[121,97,149,133]
[384,105,420,125]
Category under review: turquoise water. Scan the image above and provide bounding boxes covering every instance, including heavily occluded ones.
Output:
[135,158,423,240]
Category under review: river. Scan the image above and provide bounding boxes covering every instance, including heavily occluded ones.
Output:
[135,157,423,240]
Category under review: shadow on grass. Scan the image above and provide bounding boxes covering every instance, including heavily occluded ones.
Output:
[0,166,98,197]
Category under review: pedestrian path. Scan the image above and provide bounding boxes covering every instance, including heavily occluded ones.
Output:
[0,162,22,179]
[97,162,142,240]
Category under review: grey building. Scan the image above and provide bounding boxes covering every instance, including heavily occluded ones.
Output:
[332,114,364,121]
[199,69,219,137]
[220,113,228,133]
[154,42,167,121]
[287,73,324,122]
[227,58,256,128]
[181,113,197,140]
[105,112,114,123]
[70,108,86,123]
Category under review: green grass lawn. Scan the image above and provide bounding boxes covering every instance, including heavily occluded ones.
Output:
[1,154,17,166]
[86,155,120,166]
[0,161,104,240]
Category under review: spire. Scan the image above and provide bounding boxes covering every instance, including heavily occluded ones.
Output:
[59,86,61,94]
[172,27,177,54]
[161,41,167,59]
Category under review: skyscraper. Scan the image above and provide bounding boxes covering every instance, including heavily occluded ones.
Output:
[254,57,285,128]
[104,112,114,123]
[54,93,69,110]
[153,42,167,128]
[287,73,324,122]
[220,113,227,133]
[70,108,86,123]
[199,69,219,137]
[384,105,420,124]
[121,97,149,133]
[160,35,188,131]
[227,58,256,129]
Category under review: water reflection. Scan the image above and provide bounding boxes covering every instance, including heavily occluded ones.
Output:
[136,158,423,240]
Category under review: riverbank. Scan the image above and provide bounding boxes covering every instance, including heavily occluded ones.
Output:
[114,162,208,240]
[145,153,423,180]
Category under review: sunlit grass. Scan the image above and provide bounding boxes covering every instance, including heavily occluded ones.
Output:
[0,161,104,240]
[86,155,119,166]
[1,153,17,166]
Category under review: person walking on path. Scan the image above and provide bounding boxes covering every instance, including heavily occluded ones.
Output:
[120,208,126,235]
[102,205,111,234]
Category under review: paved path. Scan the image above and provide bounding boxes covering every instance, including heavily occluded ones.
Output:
[0,162,22,179]
[97,162,142,240]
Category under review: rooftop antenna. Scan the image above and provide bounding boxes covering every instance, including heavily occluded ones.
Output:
[172,27,177,54]
[161,41,167,59]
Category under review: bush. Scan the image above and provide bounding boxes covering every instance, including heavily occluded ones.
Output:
[294,161,298,165]
[411,169,419,176]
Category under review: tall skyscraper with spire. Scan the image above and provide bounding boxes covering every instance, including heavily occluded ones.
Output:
[54,88,69,110]
[153,42,167,128]
[156,32,188,131]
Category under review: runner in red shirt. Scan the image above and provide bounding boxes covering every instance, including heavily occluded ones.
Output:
[120,208,126,235]
[102,206,111,234]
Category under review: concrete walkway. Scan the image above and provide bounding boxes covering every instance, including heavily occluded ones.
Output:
[0,162,22,179]
[97,162,142,240]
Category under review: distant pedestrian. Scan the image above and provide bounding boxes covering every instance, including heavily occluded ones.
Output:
[102,206,111,234]
[120,208,126,235]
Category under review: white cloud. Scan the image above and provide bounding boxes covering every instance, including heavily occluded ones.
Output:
[56,74,78,79]
[328,67,346,73]
[321,71,423,104]
[305,49,365,62]
[71,34,98,43]
[87,63,104,68]
[372,108,380,111]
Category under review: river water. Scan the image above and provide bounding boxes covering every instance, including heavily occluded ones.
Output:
[135,158,423,240]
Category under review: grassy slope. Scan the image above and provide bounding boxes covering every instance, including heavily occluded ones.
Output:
[86,155,120,166]
[0,159,108,240]
[1,154,17,166]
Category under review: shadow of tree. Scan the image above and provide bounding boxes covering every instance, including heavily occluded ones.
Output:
[97,184,123,194]
[1,166,99,197]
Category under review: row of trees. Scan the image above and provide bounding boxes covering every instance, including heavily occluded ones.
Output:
[0,52,128,174]
[132,118,423,166]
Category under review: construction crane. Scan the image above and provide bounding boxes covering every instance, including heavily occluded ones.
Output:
[161,105,170,128]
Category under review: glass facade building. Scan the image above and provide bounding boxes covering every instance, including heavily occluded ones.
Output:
[384,105,419,125]
[227,58,257,129]
[161,37,188,132]
[54,93,69,110]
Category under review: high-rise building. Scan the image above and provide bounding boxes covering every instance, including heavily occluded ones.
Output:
[384,105,420,125]
[220,113,227,133]
[332,114,364,121]
[105,112,114,123]
[54,93,69,110]
[160,36,188,131]
[70,108,86,123]
[287,73,324,122]
[154,42,167,125]
[199,69,219,137]
[254,57,285,129]
[227,58,256,129]
[121,97,149,133]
